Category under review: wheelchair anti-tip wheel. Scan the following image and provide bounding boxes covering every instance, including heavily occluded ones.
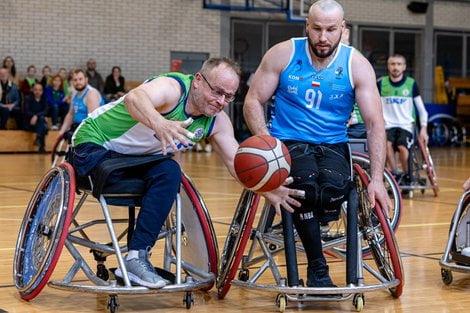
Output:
[216,189,260,299]
[13,163,75,300]
[354,163,404,298]
[167,174,219,290]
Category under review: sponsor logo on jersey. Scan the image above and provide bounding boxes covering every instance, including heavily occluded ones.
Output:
[335,66,343,79]
[287,85,298,94]
[193,127,204,140]
[329,93,344,100]
[402,89,410,96]
[294,60,302,71]
[288,74,303,81]
[312,74,324,80]
[385,97,407,105]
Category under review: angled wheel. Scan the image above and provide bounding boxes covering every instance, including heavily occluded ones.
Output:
[352,152,402,232]
[418,140,439,196]
[354,164,404,298]
[217,189,260,299]
[51,135,70,167]
[13,162,75,300]
[167,173,219,290]
[451,193,470,257]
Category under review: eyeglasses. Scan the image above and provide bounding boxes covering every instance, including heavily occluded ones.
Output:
[200,73,236,103]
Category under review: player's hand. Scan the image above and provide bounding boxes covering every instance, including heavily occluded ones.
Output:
[154,117,195,155]
[260,177,305,215]
[367,178,392,219]
[419,128,429,146]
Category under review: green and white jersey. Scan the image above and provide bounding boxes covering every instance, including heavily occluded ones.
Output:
[379,76,417,133]
[349,102,363,125]
[72,73,216,155]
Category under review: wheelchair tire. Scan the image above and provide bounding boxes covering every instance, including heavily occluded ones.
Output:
[354,164,404,298]
[451,193,470,256]
[51,135,69,167]
[351,152,402,232]
[217,190,260,299]
[13,162,75,300]
[167,174,219,291]
[418,140,439,197]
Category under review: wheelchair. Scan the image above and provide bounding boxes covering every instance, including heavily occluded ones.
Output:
[13,156,219,312]
[50,132,72,167]
[216,144,404,312]
[440,190,470,285]
[397,135,439,197]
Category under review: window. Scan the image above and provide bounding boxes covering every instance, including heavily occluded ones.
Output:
[435,33,463,78]
[360,29,390,78]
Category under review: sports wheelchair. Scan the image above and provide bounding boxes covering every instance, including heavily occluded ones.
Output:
[13,156,218,312]
[440,190,470,285]
[392,129,439,197]
[217,141,404,312]
[51,132,72,167]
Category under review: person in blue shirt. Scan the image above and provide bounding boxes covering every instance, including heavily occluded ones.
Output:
[58,69,103,138]
[45,74,69,129]
[24,83,49,153]
[244,0,391,289]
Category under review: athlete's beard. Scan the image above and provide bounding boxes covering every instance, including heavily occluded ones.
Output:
[308,36,341,58]
[75,84,86,92]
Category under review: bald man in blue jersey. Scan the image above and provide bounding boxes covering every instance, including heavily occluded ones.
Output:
[244,0,391,288]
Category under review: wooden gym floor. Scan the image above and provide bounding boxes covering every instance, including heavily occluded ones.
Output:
[0,146,470,313]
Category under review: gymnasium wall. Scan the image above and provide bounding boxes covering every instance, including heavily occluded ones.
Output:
[0,0,221,81]
[1,0,470,82]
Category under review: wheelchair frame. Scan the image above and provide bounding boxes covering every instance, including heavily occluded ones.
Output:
[216,154,404,312]
[440,190,470,285]
[13,161,219,312]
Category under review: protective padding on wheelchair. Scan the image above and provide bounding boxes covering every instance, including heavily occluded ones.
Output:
[13,162,75,300]
[168,174,219,290]
[351,152,402,232]
[216,189,260,299]
[418,140,439,196]
[353,163,404,298]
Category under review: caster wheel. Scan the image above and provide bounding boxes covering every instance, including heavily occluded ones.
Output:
[441,268,453,285]
[276,294,287,313]
[107,295,119,313]
[97,264,109,281]
[238,269,250,281]
[183,291,194,309]
[353,294,364,312]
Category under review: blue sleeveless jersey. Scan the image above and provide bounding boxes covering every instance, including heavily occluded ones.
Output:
[72,86,104,124]
[270,39,355,144]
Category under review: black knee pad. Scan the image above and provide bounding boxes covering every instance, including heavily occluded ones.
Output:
[317,168,352,222]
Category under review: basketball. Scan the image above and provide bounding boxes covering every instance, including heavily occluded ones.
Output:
[234,135,291,192]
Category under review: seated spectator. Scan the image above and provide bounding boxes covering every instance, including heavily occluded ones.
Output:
[86,58,104,94]
[19,65,39,99]
[40,65,52,88]
[0,67,21,129]
[2,56,19,85]
[58,67,71,100]
[24,83,48,153]
[45,75,69,129]
[104,66,126,101]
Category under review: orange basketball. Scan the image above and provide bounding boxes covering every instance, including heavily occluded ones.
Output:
[234,135,291,192]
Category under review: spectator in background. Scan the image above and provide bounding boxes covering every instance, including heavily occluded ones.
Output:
[40,65,52,88]
[2,56,20,85]
[58,67,71,100]
[104,66,126,101]
[24,83,48,153]
[19,65,39,99]
[0,67,21,129]
[58,69,103,138]
[45,74,69,129]
[86,58,104,94]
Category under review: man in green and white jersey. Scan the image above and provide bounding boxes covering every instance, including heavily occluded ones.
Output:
[379,54,428,177]
[71,57,303,288]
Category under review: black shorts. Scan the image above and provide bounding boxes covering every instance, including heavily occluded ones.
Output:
[386,127,413,151]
